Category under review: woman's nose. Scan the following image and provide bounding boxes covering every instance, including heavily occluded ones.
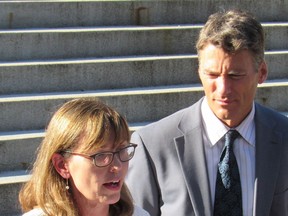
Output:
[110,154,122,172]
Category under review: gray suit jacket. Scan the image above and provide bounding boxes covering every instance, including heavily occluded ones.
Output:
[126,98,288,216]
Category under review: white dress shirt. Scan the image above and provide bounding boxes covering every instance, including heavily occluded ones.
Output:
[201,97,255,216]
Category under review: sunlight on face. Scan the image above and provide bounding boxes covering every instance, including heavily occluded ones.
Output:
[198,44,267,127]
[66,133,129,209]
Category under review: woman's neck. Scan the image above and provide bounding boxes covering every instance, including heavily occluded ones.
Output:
[74,196,110,216]
[78,203,110,216]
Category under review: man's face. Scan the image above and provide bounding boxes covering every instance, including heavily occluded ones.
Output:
[198,43,267,127]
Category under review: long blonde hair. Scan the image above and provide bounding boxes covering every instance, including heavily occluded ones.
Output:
[19,98,134,216]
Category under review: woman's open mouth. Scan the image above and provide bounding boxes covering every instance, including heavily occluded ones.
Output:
[103,180,121,190]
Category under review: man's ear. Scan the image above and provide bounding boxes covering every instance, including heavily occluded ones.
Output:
[258,61,268,84]
[52,153,70,179]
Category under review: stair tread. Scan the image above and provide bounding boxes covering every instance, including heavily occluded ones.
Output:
[1,51,288,66]
[0,54,197,66]
[1,108,288,141]
[0,80,288,102]
[0,122,152,141]
[1,22,288,33]
[0,170,31,185]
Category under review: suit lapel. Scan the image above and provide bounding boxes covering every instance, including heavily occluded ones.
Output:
[254,104,283,216]
[172,102,283,216]
[174,100,213,216]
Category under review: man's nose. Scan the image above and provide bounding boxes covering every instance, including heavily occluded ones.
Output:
[216,76,232,95]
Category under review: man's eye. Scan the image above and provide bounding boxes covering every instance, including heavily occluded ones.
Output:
[205,73,219,78]
[229,74,244,79]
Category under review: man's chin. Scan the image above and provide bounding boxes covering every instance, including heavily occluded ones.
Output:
[214,109,236,123]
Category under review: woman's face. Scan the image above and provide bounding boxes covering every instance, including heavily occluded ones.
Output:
[65,133,129,207]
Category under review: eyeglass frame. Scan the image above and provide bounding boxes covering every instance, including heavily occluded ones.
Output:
[61,143,137,167]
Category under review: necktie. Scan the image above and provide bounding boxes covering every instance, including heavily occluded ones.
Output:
[214,130,243,216]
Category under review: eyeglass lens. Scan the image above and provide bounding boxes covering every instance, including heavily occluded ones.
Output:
[94,145,135,167]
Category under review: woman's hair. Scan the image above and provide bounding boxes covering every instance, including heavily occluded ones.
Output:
[196,9,265,68]
[19,98,134,216]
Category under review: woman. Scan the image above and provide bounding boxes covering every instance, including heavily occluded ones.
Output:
[19,98,149,216]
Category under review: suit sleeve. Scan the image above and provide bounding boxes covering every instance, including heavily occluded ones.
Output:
[126,131,161,216]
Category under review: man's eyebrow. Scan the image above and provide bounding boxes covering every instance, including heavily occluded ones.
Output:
[203,69,246,74]
[203,69,220,74]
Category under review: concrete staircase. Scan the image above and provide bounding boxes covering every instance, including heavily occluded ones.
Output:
[0,1,288,215]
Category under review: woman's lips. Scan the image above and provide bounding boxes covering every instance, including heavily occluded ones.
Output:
[103,180,121,190]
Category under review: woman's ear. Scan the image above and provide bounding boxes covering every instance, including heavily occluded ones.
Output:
[52,153,70,179]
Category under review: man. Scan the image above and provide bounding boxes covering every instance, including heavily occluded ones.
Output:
[126,9,288,216]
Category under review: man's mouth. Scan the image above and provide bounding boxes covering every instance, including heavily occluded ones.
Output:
[215,98,234,105]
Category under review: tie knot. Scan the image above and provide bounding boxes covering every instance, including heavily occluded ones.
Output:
[225,130,239,148]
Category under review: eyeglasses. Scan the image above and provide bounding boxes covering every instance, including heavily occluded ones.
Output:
[62,143,137,167]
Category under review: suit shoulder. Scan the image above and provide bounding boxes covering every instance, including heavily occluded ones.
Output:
[137,105,193,134]
[255,103,288,128]
[134,99,203,144]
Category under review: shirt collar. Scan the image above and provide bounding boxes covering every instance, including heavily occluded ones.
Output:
[201,97,255,147]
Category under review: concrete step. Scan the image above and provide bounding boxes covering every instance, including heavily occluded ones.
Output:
[0,0,287,29]
[0,170,29,216]
[1,80,288,132]
[265,51,288,79]
[0,84,204,132]
[0,170,30,185]
[0,24,287,61]
[0,182,22,215]
[0,25,198,61]
[264,23,288,51]
[0,131,43,172]
[1,51,287,95]
[0,55,199,94]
